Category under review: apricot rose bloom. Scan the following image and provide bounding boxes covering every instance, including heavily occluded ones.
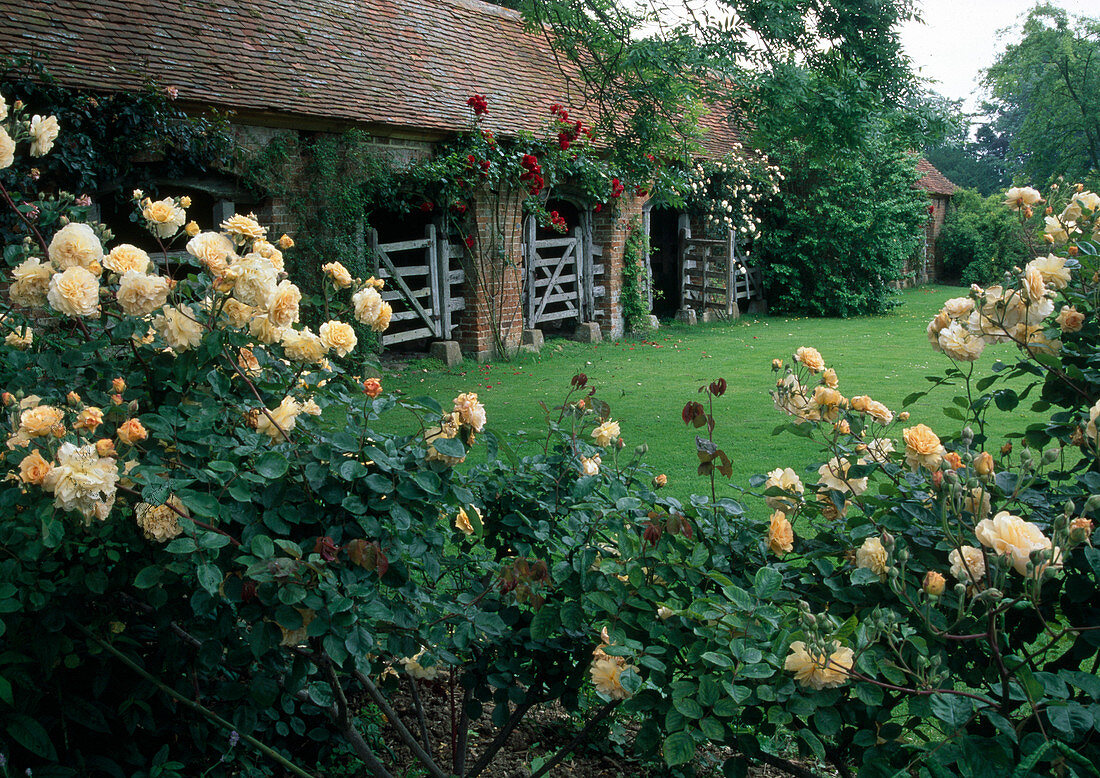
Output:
[794,346,825,373]
[265,280,302,328]
[227,253,278,307]
[1027,254,1071,290]
[768,510,793,556]
[784,641,854,690]
[18,450,51,485]
[976,511,1060,577]
[281,327,326,364]
[0,128,13,169]
[20,405,65,437]
[903,424,945,472]
[220,213,267,245]
[818,457,867,495]
[589,657,635,700]
[318,320,357,357]
[923,570,946,596]
[10,257,53,307]
[73,407,104,433]
[1056,305,1085,333]
[186,232,235,274]
[455,505,481,535]
[363,378,383,398]
[591,420,621,447]
[116,418,148,446]
[352,286,383,326]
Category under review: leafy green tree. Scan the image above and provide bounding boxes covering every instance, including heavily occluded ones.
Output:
[937,188,1031,286]
[982,4,1100,184]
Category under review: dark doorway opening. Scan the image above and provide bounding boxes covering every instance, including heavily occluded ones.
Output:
[648,207,681,317]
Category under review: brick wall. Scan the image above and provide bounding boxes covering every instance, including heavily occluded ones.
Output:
[454,187,525,361]
[591,193,646,338]
[902,194,951,287]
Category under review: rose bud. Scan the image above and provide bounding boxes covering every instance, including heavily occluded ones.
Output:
[944,451,963,470]
[279,234,295,249]
[898,411,910,421]
[1070,517,1094,542]
[1,392,13,407]
[112,378,126,394]
[1068,245,1079,256]
[974,451,994,477]
[653,473,667,489]
[923,570,946,596]
[116,418,148,446]
[95,438,117,457]
[363,377,383,398]
[1000,442,1013,456]
[931,470,944,490]
[772,358,783,371]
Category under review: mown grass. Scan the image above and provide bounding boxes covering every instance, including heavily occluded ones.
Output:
[379,285,1039,513]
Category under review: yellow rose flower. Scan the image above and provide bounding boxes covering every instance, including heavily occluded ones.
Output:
[256,396,301,441]
[817,457,866,495]
[322,261,353,289]
[822,367,839,388]
[949,545,986,584]
[248,314,284,345]
[937,321,985,362]
[47,266,100,318]
[29,114,60,156]
[1004,186,1041,211]
[222,298,255,329]
[591,420,621,447]
[103,244,151,275]
[281,327,327,364]
[265,280,301,329]
[923,570,946,596]
[220,213,267,245]
[767,510,793,556]
[784,641,853,689]
[1027,254,1071,290]
[352,286,382,326]
[48,223,103,275]
[186,232,235,276]
[580,455,601,476]
[318,320,357,357]
[942,296,975,319]
[794,346,825,373]
[764,467,804,511]
[142,197,187,239]
[0,127,14,169]
[10,257,53,307]
[855,537,888,579]
[154,305,204,351]
[5,327,32,350]
[453,392,487,432]
[903,424,945,472]
[373,301,393,333]
[41,441,119,522]
[116,418,148,446]
[1056,305,1085,333]
[976,511,1060,577]
[400,649,443,680]
[227,252,278,307]
[73,407,104,433]
[135,496,186,542]
[184,220,201,237]
[455,505,481,535]
[117,271,171,317]
[589,657,635,700]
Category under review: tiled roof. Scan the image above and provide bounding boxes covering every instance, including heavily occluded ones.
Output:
[0,0,741,154]
[915,158,957,196]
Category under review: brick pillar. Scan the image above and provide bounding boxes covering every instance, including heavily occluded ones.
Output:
[591,193,645,339]
[455,187,525,361]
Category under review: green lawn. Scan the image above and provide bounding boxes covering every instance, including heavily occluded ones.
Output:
[380,285,1037,511]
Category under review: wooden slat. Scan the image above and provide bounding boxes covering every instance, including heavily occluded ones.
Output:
[540,290,582,306]
[382,325,436,345]
[377,237,432,253]
[389,308,435,323]
[533,273,578,288]
[533,237,577,249]
[538,308,581,323]
[376,246,438,339]
[377,265,430,278]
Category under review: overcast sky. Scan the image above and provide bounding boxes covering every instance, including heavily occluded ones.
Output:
[900,0,1096,115]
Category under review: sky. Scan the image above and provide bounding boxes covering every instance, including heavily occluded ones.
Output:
[900,0,1096,115]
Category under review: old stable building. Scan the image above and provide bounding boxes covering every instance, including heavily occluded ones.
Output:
[2,0,953,358]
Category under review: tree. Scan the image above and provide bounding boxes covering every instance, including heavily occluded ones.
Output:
[982,4,1100,184]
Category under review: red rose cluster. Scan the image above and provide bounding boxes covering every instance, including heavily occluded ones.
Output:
[520,154,544,194]
[467,94,489,116]
[549,103,590,151]
[548,210,567,230]
[610,178,625,199]
[467,154,491,177]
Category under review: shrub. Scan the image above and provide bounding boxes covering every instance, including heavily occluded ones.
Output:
[756,136,927,317]
[938,187,1031,286]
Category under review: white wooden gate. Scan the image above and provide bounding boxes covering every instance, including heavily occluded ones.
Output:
[679,229,762,317]
[371,225,466,346]
[523,217,601,327]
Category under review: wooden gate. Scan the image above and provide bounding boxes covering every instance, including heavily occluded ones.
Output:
[371,225,466,346]
[679,229,762,317]
[523,217,600,327]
